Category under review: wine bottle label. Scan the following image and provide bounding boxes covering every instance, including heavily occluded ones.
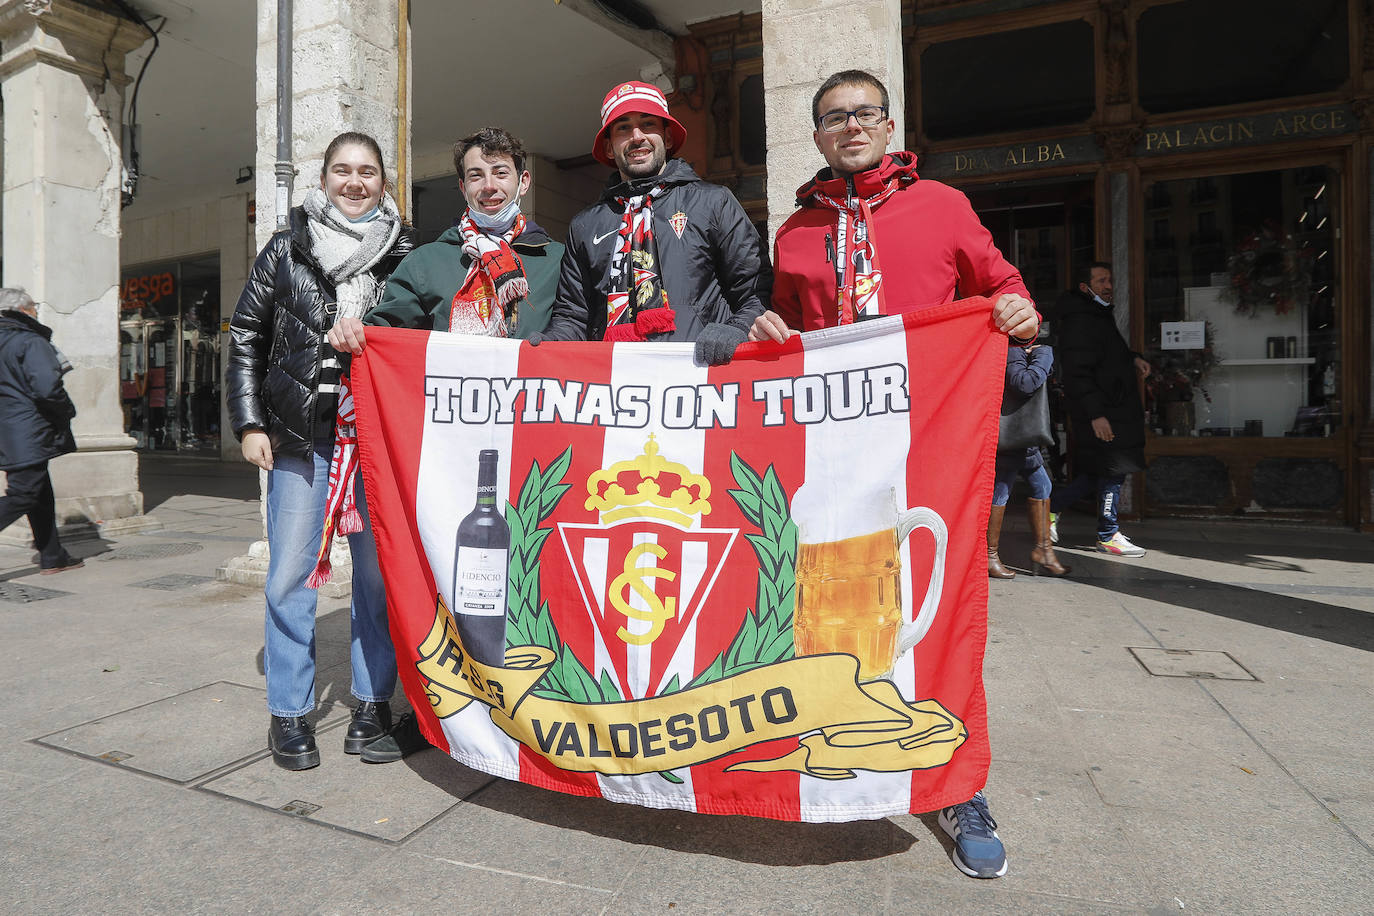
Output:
[454,547,508,616]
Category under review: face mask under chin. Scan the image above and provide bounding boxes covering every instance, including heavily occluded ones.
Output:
[469,196,522,231]
[344,205,381,223]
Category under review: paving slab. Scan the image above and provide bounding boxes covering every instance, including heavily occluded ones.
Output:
[34,682,275,782]
[1035,641,1229,719]
[1204,678,1374,764]
[1280,753,1374,848]
[1117,804,1374,913]
[200,729,484,842]
[949,763,1155,907]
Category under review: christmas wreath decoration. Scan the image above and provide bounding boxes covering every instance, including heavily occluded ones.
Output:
[1223,219,1313,316]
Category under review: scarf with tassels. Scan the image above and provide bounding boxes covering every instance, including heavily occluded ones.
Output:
[449,212,529,336]
[604,182,673,341]
[306,377,363,588]
[807,177,904,325]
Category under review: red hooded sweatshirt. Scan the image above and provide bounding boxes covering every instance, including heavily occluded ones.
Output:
[772,151,1032,331]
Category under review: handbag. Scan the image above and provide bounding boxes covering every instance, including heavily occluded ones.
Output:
[998,382,1053,451]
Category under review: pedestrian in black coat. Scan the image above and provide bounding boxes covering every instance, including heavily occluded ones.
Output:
[0,288,82,573]
[1050,262,1150,556]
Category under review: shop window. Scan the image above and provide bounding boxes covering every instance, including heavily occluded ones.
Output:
[1142,165,1341,441]
[120,255,222,454]
[971,182,1094,308]
[1139,0,1347,113]
[920,20,1094,141]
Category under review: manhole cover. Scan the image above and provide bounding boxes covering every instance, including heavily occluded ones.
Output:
[98,542,203,561]
[132,574,214,591]
[0,582,71,603]
[1127,647,1258,681]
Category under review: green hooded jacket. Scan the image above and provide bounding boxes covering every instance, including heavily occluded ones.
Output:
[367,219,565,338]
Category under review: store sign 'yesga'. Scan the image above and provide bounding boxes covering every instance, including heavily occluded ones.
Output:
[120,271,176,312]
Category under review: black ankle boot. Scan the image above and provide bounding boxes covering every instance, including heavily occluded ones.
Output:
[269,715,320,770]
[345,701,392,754]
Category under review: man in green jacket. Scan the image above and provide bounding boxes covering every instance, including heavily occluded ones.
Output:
[328,126,565,351]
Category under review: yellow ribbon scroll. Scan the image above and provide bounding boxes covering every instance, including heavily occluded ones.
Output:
[416,598,966,779]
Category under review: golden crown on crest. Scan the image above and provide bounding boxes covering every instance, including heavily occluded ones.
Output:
[585,435,712,528]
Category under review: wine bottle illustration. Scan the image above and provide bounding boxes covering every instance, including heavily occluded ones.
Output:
[451,449,509,667]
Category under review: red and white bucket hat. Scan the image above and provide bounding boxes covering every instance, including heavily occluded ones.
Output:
[591,81,688,167]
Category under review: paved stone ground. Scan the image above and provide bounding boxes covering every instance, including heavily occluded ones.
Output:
[1,454,1370,914]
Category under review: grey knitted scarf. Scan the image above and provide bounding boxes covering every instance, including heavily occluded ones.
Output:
[302,187,402,324]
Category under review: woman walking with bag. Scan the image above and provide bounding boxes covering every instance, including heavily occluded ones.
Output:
[228,131,413,769]
[989,342,1070,579]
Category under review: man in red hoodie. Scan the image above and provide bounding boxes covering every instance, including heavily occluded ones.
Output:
[752,69,1032,880]
[750,70,1038,344]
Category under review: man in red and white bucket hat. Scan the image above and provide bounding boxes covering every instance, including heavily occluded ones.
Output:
[540,80,770,365]
[591,80,688,172]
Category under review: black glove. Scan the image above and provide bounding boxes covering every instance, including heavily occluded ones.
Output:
[525,332,544,347]
[694,322,748,366]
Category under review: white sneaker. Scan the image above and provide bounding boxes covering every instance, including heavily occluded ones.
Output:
[1096,531,1145,557]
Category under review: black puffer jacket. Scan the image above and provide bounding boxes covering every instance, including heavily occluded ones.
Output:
[0,309,76,471]
[1055,288,1146,476]
[543,158,771,341]
[227,207,413,459]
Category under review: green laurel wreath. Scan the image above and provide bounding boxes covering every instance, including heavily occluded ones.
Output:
[681,452,797,690]
[504,447,624,704]
[503,449,797,699]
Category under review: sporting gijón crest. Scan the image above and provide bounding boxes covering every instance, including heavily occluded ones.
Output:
[557,437,739,699]
[669,211,688,239]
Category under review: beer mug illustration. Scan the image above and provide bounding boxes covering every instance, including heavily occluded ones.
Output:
[793,487,947,681]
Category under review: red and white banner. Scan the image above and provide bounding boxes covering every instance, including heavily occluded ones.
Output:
[353,297,1005,822]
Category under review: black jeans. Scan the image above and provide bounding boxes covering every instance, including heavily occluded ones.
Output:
[0,462,67,567]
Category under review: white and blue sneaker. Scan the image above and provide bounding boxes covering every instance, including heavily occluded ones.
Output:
[938,791,1008,878]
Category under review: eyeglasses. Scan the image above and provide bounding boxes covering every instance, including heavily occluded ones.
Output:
[818,105,888,132]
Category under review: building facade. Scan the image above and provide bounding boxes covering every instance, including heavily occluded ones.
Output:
[898,0,1372,527]
[2,0,1373,531]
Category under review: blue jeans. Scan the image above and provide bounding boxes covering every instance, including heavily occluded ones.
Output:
[264,440,396,717]
[992,462,1052,507]
[1050,473,1125,539]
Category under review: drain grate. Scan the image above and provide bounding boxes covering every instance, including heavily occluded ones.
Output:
[0,582,71,603]
[1128,647,1258,681]
[132,574,214,591]
[98,542,203,561]
[280,800,321,816]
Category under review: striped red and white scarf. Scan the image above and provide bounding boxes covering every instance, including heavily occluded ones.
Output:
[808,176,904,325]
[306,376,363,588]
[449,212,528,336]
[604,182,674,341]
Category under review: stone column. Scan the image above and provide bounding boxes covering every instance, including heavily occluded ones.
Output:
[0,0,157,541]
[221,0,405,593]
[761,0,904,242]
[252,0,404,249]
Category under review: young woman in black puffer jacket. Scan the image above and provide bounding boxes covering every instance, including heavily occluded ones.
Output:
[227,131,413,771]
